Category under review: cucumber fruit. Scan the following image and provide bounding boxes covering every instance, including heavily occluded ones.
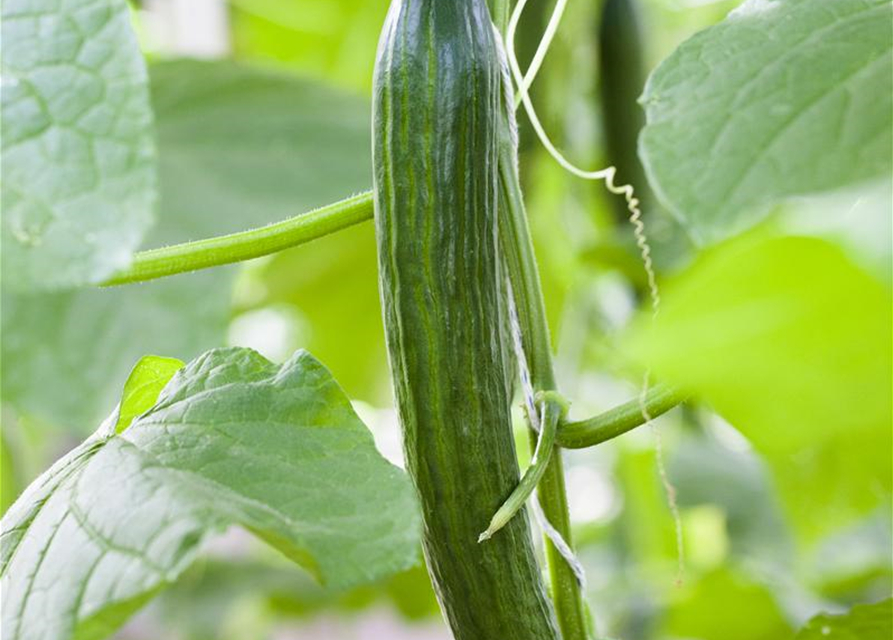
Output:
[372,1,560,637]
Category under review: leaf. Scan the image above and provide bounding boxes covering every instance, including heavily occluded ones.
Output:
[640,0,893,244]
[229,0,386,92]
[625,231,892,537]
[794,599,892,640]
[1,60,372,432]
[0,347,420,640]
[782,178,892,286]
[627,232,891,453]
[150,59,372,240]
[770,429,891,542]
[0,432,16,515]
[1,277,231,433]
[114,355,184,433]
[1,0,156,290]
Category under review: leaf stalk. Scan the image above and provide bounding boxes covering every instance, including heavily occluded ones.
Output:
[102,191,374,286]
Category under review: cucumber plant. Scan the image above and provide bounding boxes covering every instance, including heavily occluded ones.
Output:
[1,0,890,639]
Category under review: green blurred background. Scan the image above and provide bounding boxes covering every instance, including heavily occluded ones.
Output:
[1,0,890,638]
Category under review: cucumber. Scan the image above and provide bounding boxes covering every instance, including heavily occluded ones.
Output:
[598,0,651,220]
[372,1,560,638]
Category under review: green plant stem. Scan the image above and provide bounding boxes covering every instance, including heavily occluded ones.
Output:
[491,6,589,636]
[558,384,685,449]
[498,126,589,640]
[102,191,374,287]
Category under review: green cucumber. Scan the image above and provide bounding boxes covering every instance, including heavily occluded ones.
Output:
[372,0,560,638]
[598,0,651,220]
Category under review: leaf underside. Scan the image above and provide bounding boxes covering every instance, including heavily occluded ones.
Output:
[640,0,893,244]
[0,348,419,640]
[1,0,157,290]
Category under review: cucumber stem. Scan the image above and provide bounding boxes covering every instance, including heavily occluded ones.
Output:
[558,384,685,449]
[497,112,590,640]
[101,191,374,287]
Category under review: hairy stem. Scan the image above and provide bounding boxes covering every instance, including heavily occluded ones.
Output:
[489,2,589,635]
[558,384,684,449]
[102,192,374,287]
[498,119,589,640]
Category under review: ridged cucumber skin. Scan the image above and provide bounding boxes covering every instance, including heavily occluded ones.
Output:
[372,1,560,638]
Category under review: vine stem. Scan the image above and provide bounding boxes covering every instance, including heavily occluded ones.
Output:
[101,192,374,287]
[497,111,589,640]
[558,384,684,449]
[491,1,588,637]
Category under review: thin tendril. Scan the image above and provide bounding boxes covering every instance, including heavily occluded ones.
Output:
[511,0,569,109]
[640,371,685,585]
[506,0,660,314]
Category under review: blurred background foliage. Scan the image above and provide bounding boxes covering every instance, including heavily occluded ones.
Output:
[1,0,890,638]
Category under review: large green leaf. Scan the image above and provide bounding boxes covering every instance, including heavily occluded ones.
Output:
[1,60,372,432]
[1,0,156,290]
[640,0,893,244]
[626,231,892,537]
[0,348,419,640]
[628,232,890,452]
[794,599,892,640]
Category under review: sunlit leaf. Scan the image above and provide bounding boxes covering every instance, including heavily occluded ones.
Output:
[114,355,184,432]
[627,232,891,453]
[661,569,793,640]
[794,599,892,640]
[626,231,892,538]
[230,0,388,92]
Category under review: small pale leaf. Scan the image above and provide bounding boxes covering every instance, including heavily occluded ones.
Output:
[114,355,184,433]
